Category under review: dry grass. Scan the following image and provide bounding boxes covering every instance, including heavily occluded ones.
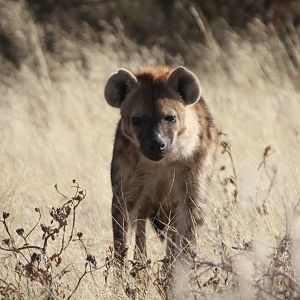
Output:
[1,12,300,299]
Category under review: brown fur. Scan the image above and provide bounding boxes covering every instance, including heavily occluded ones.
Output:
[106,66,218,264]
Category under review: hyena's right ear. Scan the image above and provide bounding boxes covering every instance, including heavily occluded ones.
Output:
[104,68,137,108]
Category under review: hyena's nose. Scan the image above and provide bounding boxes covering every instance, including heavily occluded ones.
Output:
[148,139,166,153]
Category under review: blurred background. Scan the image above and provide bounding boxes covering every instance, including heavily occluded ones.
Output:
[1,1,300,299]
[1,0,300,73]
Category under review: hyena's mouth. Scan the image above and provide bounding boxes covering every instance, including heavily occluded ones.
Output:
[144,152,165,161]
[140,148,168,161]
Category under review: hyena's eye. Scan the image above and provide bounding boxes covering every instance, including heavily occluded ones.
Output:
[132,116,143,126]
[164,115,176,123]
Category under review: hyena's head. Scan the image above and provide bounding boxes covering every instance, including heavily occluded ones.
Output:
[104,66,201,161]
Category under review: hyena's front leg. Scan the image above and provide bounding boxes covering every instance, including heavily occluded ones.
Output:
[134,212,147,260]
[112,196,128,264]
[134,201,151,260]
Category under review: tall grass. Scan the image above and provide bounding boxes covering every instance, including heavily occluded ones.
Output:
[0,10,300,298]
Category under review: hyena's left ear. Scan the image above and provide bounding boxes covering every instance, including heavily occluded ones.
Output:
[166,66,201,105]
[104,68,137,108]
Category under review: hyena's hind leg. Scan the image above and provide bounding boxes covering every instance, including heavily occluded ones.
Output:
[163,208,197,299]
[112,196,128,265]
[173,206,198,259]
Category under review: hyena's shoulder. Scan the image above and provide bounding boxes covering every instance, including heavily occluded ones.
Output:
[195,96,218,143]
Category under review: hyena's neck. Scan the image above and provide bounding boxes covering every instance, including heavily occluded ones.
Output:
[173,107,201,160]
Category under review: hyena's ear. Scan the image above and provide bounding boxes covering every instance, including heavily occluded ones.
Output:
[104,68,137,108]
[167,66,201,105]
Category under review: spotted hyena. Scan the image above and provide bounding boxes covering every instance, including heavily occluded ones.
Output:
[104,66,217,264]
